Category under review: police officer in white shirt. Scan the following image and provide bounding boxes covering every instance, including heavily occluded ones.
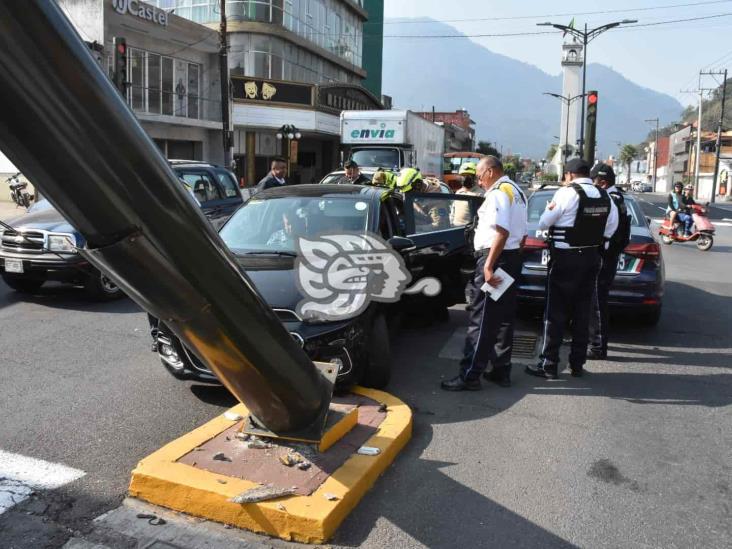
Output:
[442,156,528,391]
[526,157,618,380]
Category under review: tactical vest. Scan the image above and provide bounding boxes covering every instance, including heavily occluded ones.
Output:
[549,183,611,247]
[608,190,631,254]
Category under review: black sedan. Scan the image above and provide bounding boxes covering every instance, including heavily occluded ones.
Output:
[518,188,665,324]
[150,184,482,390]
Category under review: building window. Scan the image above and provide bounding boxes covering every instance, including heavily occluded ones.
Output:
[187,63,200,119]
[162,57,174,115]
[148,53,162,114]
[129,48,146,111]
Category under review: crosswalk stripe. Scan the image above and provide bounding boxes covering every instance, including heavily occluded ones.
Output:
[0,450,85,514]
[650,218,732,227]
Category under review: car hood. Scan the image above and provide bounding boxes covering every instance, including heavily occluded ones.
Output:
[6,201,78,235]
[236,256,304,311]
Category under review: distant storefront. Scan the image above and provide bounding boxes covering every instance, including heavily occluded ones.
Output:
[59,0,224,164]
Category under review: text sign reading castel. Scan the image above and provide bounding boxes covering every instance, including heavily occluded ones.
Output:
[112,0,169,26]
[341,119,404,144]
[231,77,312,107]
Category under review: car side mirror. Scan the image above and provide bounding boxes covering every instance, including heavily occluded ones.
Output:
[645,216,652,226]
[388,236,416,254]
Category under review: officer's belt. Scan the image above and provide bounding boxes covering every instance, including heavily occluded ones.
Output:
[474,248,520,258]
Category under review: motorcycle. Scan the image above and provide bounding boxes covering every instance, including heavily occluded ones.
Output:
[659,203,715,251]
[6,172,33,209]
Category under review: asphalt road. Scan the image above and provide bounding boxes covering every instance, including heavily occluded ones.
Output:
[0,193,730,548]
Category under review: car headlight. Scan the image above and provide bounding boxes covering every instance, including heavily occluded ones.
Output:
[47,234,77,253]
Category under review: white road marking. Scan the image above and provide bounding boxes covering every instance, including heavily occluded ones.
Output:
[651,218,732,227]
[0,450,85,514]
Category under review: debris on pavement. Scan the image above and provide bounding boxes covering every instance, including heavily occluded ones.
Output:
[223,411,243,421]
[136,513,167,526]
[323,493,339,501]
[212,452,231,462]
[357,446,381,456]
[229,484,297,504]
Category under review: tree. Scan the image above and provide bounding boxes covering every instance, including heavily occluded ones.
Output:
[545,143,558,161]
[476,140,501,158]
[619,144,638,185]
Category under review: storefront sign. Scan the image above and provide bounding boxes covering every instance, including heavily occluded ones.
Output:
[112,0,169,27]
[232,77,312,107]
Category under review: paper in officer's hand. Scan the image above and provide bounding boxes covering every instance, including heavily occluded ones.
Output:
[480,268,515,301]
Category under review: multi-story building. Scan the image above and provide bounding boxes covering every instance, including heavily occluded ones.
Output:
[59,0,225,164]
[645,136,670,192]
[414,110,475,152]
[151,0,384,185]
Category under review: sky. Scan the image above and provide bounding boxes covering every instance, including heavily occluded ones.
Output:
[383,0,732,106]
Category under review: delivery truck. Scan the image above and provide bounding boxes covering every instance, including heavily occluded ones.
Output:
[340,110,445,177]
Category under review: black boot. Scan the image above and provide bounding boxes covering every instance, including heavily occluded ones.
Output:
[525,363,558,380]
[483,367,511,387]
[587,348,607,360]
[441,375,481,391]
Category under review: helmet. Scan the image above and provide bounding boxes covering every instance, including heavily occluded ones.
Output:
[372,169,396,189]
[684,184,694,191]
[458,162,477,176]
[396,167,423,192]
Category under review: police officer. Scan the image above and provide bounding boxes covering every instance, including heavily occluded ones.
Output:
[442,156,527,390]
[452,162,484,226]
[526,157,618,379]
[588,163,631,360]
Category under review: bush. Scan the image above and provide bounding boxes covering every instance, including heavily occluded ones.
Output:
[540,173,559,182]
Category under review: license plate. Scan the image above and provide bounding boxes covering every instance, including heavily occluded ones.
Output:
[5,258,23,273]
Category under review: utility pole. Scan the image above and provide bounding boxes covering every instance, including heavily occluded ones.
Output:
[543,91,585,177]
[709,69,728,203]
[695,87,703,190]
[219,0,232,169]
[645,117,659,191]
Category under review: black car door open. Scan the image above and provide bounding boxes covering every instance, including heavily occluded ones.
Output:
[401,192,483,306]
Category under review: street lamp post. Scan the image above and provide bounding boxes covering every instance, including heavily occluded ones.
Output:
[538,19,637,157]
[544,91,586,175]
[645,118,659,191]
[275,124,302,178]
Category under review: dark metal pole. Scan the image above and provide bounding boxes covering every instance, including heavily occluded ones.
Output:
[711,69,728,203]
[653,120,659,191]
[0,0,330,435]
[564,96,571,166]
[219,0,232,168]
[579,25,588,157]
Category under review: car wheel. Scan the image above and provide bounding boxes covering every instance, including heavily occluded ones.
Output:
[360,313,391,389]
[84,269,123,301]
[2,273,45,293]
[639,306,661,326]
[696,234,713,251]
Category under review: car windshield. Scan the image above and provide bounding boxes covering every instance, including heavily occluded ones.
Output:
[445,156,482,174]
[220,196,370,254]
[528,191,644,227]
[350,149,399,169]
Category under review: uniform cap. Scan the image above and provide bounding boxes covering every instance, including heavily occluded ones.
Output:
[565,158,591,174]
[589,163,615,182]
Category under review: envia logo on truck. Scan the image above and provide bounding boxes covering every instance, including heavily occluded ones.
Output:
[344,121,404,144]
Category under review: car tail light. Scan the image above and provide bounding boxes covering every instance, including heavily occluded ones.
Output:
[523,236,548,250]
[625,242,660,260]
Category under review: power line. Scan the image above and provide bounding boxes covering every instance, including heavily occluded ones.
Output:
[377,0,732,26]
[383,12,732,38]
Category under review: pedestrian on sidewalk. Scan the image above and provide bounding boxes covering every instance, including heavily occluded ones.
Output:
[441,156,527,391]
[526,158,618,380]
[588,163,631,360]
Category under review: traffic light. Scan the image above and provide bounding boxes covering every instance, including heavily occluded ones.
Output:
[113,37,127,95]
[583,90,599,164]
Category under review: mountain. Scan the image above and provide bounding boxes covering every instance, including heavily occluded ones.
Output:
[381,18,684,158]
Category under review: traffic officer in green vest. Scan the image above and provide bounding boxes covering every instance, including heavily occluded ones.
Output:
[587,163,631,360]
[442,156,527,390]
[395,167,427,193]
[526,157,618,380]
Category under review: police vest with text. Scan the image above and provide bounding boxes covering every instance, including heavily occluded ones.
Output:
[549,184,611,247]
[607,190,631,254]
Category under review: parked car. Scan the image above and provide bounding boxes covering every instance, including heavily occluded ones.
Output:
[169,160,244,226]
[319,169,377,185]
[519,189,665,324]
[0,199,123,299]
[149,184,482,390]
[0,164,240,300]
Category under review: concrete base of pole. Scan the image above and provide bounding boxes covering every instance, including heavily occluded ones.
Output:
[128,387,412,543]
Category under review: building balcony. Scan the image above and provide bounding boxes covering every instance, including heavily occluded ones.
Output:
[127,86,223,130]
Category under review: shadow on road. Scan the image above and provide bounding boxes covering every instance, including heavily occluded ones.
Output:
[0,283,140,313]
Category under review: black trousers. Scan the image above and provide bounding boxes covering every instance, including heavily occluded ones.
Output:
[538,246,600,371]
[589,250,620,353]
[460,249,523,381]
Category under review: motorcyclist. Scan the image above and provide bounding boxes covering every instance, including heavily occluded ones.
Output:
[666,182,686,235]
[452,162,483,226]
[675,184,698,237]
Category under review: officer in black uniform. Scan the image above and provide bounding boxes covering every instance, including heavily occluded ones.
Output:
[526,158,618,379]
[588,163,631,360]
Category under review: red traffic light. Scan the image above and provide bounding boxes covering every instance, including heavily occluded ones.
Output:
[587,92,598,105]
[116,43,126,55]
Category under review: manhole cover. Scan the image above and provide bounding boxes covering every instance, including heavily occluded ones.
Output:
[512,334,538,358]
